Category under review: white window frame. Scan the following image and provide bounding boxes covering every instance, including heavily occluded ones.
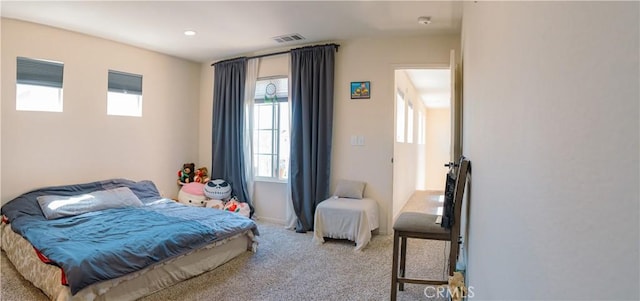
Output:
[107,70,143,117]
[253,77,289,182]
[107,92,142,117]
[396,90,406,143]
[16,84,63,112]
[407,99,414,144]
[417,109,426,145]
[16,57,64,112]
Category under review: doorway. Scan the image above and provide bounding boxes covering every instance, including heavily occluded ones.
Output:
[391,67,452,220]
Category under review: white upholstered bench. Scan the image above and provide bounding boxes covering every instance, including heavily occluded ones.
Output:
[313,179,379,251]
[313,196,379,251]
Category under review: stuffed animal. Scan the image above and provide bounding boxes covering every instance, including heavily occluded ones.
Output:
[204,179,232,200]
[205,199,224,210]
[177,182,206,207]
[194,167,210,184]
[448,271,467,301]
[223,197,250,217]
[225,202,238,212]
[177,163,195,185]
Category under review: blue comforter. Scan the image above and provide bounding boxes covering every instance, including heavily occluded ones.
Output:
[1,179,258,295]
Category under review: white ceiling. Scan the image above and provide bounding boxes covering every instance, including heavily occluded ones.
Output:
[404,69,451,108]
[0,1,463,63]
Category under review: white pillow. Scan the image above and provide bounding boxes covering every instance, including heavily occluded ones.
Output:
[334,180,366,199]
[37,187,143,220]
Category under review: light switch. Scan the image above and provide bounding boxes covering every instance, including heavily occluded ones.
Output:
[357,136,365,145]
[350,135,358,146]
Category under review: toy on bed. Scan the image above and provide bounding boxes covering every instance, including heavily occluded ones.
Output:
[205,198,246,215]
[177,163,195,185]
[194,167,210,184]
[205,199,225,210]
[223,197,250,218]
[202,180,250,217]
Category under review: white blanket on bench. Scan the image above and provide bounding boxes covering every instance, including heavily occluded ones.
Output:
[313,197,379,251]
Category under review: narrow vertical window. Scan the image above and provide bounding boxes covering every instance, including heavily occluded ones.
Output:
[396,90,405,143]
[407,100,414,144]
[16,57,64,112]
[107,70,143,117]
[417,110,426,145]
[253,77,289,181]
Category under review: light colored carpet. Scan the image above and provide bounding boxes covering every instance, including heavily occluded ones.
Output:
[1,220,449,301]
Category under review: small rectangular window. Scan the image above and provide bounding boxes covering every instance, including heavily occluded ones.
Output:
[107,70,142,117]
[417,110,426,145]
[253,77,289,181]
[16,57,64,112]
[407,100,414,144]
[396,90,405,143]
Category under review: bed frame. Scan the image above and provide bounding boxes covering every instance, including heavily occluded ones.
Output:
[1,223,256,301]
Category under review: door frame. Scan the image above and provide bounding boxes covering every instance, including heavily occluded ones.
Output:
[390,63,454,230]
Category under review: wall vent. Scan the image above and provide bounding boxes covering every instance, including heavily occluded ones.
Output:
[272,33,305,43]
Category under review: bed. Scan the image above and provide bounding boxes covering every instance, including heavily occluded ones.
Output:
[0,178,258,301]
[312,197,379,251]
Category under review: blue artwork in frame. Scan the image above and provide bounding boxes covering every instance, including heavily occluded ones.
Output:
[350,81,370,99]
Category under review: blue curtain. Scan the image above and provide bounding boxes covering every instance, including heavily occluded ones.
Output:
[212,58,253,216]
[290,45,336,232]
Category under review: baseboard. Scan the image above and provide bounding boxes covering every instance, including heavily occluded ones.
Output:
[255,216,285,225]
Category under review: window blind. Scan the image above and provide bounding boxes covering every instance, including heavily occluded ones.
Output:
[108,70,142,95]
[16,57,64,88]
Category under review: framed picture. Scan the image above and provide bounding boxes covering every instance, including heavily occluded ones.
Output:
[350,81,370,99]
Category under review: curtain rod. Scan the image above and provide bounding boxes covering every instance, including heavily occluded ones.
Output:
[211,43,339,66]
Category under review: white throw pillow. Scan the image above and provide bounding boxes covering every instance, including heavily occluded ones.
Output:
[334,180,366,199]
[37,187,143,220]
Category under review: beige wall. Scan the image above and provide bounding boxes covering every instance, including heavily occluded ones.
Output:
[1,18,201,202]
[425,108,450,190]
[252,181,288,224]
[462,2,638,299]
[0,15,3,201]
[200,34,460,233]
[334,36,458,234]
[198,62,214,170]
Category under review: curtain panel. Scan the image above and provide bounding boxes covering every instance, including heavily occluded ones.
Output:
[289,44,336,232]
[243,58,259,206]
[212,57,254,216]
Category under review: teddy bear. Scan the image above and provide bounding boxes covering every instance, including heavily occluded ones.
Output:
[177,163,195,185]
[194,167,210,184]
[448,271,467,301]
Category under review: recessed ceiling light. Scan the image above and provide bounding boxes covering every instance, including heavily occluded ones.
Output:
[184,30,197,36]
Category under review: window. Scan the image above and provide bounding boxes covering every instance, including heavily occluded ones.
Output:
[253,77,289,180]
[417,110,426,145]
[107,70,143,117]
[396,90,405,143]
[407,100,414,144]
[16,57,64,112]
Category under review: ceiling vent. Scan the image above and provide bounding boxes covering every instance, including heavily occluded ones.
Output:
[272,33,305,43]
